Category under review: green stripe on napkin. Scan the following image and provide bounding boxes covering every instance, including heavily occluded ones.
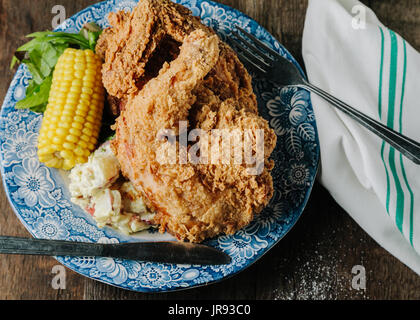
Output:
[387,29,405,232]
[378,26,391,215]
[397,40,415,244]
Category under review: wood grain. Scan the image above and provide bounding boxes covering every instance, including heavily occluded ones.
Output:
[0,0,420,300]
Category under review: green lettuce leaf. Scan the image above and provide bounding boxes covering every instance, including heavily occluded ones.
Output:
[11,24,102,113]
[15,76,52,112]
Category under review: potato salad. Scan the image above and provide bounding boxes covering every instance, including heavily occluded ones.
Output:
[69,142,156,235]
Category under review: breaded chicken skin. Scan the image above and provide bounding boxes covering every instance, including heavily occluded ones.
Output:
[97,0,277,242]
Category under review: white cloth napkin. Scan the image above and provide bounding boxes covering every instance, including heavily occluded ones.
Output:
[302,0,420,275]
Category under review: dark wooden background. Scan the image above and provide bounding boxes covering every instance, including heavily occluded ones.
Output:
[0,0,420,300]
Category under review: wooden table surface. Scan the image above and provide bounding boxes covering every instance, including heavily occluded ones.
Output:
[1,0,420,300]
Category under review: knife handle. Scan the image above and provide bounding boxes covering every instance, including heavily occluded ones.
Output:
[0,236,104,257]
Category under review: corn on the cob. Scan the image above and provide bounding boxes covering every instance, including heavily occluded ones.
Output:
[38,48,105,171]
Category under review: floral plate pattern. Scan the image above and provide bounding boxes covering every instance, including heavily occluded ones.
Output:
[0,0,319,292]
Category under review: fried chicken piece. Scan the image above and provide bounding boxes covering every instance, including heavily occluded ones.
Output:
[96,0,212,99]
[99,0,277,242]
[96,0,256,115]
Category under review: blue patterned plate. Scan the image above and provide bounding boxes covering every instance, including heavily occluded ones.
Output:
[0,0,319,292]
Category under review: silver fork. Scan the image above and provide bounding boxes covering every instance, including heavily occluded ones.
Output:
[229,26,420,165]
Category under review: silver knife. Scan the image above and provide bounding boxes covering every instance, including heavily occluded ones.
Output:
[0,236,231,265]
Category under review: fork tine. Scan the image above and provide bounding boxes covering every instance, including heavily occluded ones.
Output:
[235,50,268,76]
[228,36,270,69]
[231,30,275,66]
[235,26,281,59]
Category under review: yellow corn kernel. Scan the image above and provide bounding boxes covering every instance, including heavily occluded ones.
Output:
[74,146,85,157]
[37,48,104,171]
[76,156,88,164]
[72,122,83,130]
